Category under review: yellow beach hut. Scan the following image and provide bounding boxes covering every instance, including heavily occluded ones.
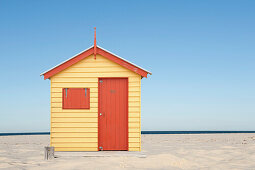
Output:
[41,28,151,151]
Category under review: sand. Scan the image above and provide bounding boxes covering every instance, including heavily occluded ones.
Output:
[0,134,255,169]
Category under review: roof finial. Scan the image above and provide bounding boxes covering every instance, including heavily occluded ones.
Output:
[94,27,97,60]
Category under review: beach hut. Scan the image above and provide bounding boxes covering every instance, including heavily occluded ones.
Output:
[40,28,151,151]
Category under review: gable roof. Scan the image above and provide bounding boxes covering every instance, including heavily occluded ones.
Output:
[40,46,152,79]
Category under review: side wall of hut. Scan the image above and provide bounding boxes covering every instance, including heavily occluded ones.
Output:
[50,54,141,151]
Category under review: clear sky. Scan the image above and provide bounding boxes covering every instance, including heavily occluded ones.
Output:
[0,0,255,132]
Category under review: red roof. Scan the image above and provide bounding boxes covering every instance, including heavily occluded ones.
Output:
[41,46,152,80]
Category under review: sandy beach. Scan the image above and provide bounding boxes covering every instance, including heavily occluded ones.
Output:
[0,134,255,169]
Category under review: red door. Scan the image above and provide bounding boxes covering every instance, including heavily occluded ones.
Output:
[98,78,128,151]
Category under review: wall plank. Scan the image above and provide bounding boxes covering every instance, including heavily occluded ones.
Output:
[55,147,98,151]
[52,143,98,147]
[52,138,97,143]
[52,128,97,133]
[52,112,98,118]
[52,123,97,128]
[52,118,97,123]
[51,132,97,138]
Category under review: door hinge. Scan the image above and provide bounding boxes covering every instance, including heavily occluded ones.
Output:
[99,80,103,83]
[99,146,103,150]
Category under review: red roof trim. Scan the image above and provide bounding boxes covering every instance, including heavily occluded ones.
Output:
[43,47,94,80]
[42,46,150,79]
[97,48,148,78]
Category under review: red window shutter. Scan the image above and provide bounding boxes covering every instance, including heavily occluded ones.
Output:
[62,88,90,109]
[81,88,90,108]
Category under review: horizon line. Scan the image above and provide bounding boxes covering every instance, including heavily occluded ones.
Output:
[1,131,255,136]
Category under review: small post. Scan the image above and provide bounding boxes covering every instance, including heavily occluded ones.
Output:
[44,146,54,160]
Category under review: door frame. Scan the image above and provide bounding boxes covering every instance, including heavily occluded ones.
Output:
[97,77,129,151]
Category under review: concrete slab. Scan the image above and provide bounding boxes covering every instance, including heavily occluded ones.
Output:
[55,151,147,158]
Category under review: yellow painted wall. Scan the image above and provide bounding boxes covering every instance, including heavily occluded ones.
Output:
[50,54,141,151]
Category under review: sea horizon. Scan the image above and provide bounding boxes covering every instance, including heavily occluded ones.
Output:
[1,131,255,136]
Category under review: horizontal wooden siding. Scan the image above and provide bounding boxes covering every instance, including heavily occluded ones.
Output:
[50,54,141,151]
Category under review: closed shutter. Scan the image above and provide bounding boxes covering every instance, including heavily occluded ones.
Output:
[62,88,90,109]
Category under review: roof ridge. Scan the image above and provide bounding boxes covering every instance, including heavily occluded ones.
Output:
[41,46,152,79]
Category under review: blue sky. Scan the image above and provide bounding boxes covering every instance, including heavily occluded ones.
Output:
[0,0,255,132]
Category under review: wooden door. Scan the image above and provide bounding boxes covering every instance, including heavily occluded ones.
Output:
[98,78,128,151]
